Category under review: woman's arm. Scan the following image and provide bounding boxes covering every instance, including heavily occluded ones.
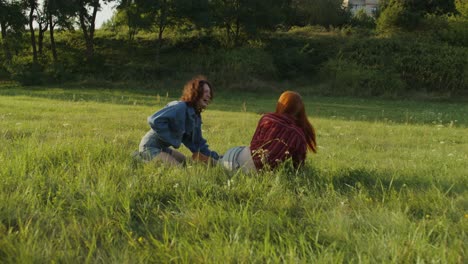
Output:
[182,115,220,160]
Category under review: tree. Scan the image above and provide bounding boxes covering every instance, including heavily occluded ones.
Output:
[409,0,456,15]
[74,0,115,60]
[44,0,75,63]
[208,0,288,47]
[152,0,174,61]
[289,0,349,28]
[351,9,376,29]
[173,0,212,29]
[35,3,48,56]
[24,0,39,63]
[118,0,177,62]
[77,0,99,60]
[455,0,468,17]
[114,0,151,41]
[378,0,457,21]
[0,0,27,61]
[377,0,421,32]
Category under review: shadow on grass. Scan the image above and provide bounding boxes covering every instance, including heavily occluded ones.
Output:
[294,166,466,222]
[309,167,465,197]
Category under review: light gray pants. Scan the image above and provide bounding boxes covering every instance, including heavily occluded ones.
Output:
[221,146,256,173]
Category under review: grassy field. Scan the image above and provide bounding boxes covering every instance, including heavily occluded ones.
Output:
[0,84,467,263]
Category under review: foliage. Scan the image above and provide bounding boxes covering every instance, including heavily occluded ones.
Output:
[321,37,468,96]
[208,48,277,90]
[106,2,151,41]
[376,0,421,33]
[72,0,118,59]
[0,0,466,98]
[289,0,350,27]
[266,32,343,80]
[0,0,28,61]
[206,0,288,47]
[350,9,376,29]
[420,13,468,47]
[173,0,212,29]
[6,56,44,85]
[44,0,76,27]
[376,0,459,32]
[321,57,405,97]
[379,0,457,15]
[0,0,27,35]
[455,0,468,16]
[0,63,9,80]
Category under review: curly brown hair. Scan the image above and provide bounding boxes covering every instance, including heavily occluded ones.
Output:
[180,75,214,113]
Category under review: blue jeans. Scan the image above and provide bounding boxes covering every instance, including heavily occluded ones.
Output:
[138,129,173,161]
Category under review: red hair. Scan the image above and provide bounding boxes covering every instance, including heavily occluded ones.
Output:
[276,91,317,153]
[180,75,213,114]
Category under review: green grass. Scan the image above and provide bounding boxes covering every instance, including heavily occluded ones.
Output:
[0,85,467,263]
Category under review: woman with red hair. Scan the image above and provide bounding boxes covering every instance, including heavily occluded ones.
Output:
[222,91,317,172]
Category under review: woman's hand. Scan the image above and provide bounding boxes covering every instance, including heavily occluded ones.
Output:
[192,152,216,166]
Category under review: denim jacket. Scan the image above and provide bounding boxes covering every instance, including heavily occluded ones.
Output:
[145,101,219,160]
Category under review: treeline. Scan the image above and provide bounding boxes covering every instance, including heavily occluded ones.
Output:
[0,0,467,97]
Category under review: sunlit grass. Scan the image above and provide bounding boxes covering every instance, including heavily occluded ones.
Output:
[0,86,467,263]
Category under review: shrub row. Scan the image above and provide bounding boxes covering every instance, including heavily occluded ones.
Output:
[1,29,466,97]
[321,36,467,96]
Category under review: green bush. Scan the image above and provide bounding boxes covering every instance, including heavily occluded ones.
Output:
[212,48,277,90]
[0,63,10,80]
[163,47,277,90]
[351,9,376,29]
[42,62,79,84]
[321,57,405,96]
[320,37,467,96]
[455,0,468,17]
[438,17,468,46]
[3,24,465,98]
[106,61,172,82]
[6,56,45,86]
[377,1,420,33]
[393,43,467,94]
[266,35,341,79]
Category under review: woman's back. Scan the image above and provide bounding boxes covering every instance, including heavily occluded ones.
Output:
[250,113,307,170]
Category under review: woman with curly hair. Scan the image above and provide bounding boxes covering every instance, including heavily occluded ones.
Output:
[222,91,317,172]
[135,75,220,165]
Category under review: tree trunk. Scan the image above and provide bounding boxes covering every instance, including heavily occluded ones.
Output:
[1,21,11,61]
[49,16,57,63]
[225,23,232,46]
[29,5,38,63]
[156,1,168,64]
[38,32,43,55]
[78,0,98,60]
[156,25,164,64]
[234,16,240,47]
[233,0,241,47]
[38,21,48,55]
